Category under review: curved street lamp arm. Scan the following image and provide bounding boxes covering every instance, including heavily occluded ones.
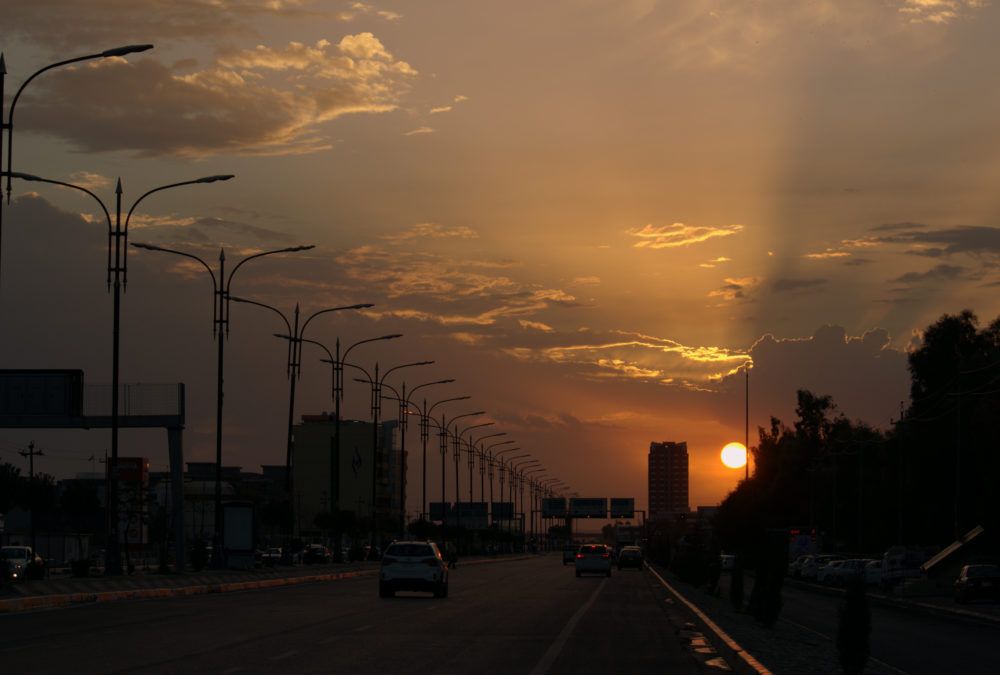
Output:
[230,295,291,336]
[381,360,434,385]
[5,45,154,201]
[427,395,471,417]
[131,242,219,331]
[8,171,110,226]
[226,244,313,290]
[300,302,374,339]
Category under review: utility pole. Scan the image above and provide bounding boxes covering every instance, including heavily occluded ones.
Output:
[19,441,44,559]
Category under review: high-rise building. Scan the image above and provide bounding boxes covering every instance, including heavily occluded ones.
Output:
[648,441,689,519]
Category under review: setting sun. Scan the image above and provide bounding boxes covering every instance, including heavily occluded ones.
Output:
[721,442,747,469]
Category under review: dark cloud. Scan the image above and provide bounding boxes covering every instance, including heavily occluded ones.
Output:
[890,263,965,285]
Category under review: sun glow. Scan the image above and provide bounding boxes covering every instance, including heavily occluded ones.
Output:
[721,442,747,469]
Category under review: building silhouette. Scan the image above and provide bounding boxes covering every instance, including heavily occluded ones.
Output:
[648,441,689,519]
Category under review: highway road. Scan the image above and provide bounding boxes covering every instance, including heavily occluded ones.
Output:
[0,557,707,674]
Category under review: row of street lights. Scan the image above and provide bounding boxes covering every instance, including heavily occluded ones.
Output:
[1,45,571,564]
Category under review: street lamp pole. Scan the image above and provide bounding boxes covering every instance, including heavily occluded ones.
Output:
[355,360,433,549]
[232,296,372,553]
[420,396,470,521]
[317,334,402,517]
[437,411,483,538]
[10,170,233,575]
[469,432,506,506]
[453,421,492,532]
[132,242,312,568]
[484,440,515,524]
[380,379,455,536]
[1,44,153,283]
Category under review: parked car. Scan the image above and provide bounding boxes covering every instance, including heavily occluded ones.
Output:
[562,545,578,566]
[864,559,882,586]
[303,544,331,564]
[788,554,812,578]
[953,564,1000,603]
[260,547,283,566]
[575,544,612,577]
[617,546,643,569]
[2,546,43,580]
[818,559,846,585]
[720,554,736,571]
[833,558,875,586]
[802,554,843,581]
[378,540,449,598]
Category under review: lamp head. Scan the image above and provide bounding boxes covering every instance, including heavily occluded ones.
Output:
[102,44,154,57]
[196,174,235,183]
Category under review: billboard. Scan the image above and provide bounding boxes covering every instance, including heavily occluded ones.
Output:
[429,502,451,522]
[541,497,567,518]
[492,501,514,520]
[609,498,635,519]
[569,497,607,518]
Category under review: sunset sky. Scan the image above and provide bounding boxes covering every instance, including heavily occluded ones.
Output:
[3,0,999,516]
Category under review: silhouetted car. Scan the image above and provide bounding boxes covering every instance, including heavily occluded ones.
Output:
[864,559,882,586]
[617,546,643,569]
[303,544,331,564]
[2,546,43,580]
[562,545,578,565]
[954,564,1000,603]
[575,544,612,577]
[802,554,843,581]
[818,559,845,585]
[379,540,449,598]
[260,547,283,566]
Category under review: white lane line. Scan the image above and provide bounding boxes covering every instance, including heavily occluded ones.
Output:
[529,578,606,675]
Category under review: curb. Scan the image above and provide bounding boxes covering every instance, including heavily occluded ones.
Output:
[0,569,377,613]
[646,564,772,675]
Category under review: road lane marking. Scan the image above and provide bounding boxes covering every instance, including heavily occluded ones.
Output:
[529,578,606,675]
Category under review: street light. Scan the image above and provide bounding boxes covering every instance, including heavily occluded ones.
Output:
[10,170,232,575]
[418,396,470,522]
[436,410,484,538]
[453,421,492,531]
[483,440,515,523]
[353,360,434,548]
[1,44,153,282]
[131,241,312,568]
[469,432,506,505]
[380,378,455,536]
[315,334,402,522]
[232,295,372,552]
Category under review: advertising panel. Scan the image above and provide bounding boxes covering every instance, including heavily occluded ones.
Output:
[492,502,514,520]
[457,502,488,530]
[569,497,607,518]
[429,502,451,522]
[541,497,567,518]
[609,498,635,519]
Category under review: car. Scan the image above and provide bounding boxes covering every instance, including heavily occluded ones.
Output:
[303,544,331,564]
[2,545,44,580]
[378,540,449,598]
[863,559,882,586]
[617,546,643,569]
[260,547,283,566]
[833,558,874,586]
[818,559,845,585]
[802,554,843,581]
[575,544,612,577]
[953,564,1000,603]
[788,554,812,578]
[720,553,736,571]
[562,545,578,566]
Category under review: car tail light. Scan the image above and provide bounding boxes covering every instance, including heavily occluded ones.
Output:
[576,554,583,559]
[602,554,609,559]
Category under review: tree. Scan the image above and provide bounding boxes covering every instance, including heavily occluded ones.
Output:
[0,462,23,514]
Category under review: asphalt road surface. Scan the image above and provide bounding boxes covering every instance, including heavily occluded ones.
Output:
[0,557,706,674]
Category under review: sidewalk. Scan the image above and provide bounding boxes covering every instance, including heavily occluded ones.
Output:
[0,561,381,613]
[0,553,534,613]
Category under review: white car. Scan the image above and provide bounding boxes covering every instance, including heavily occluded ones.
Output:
[575,544,612,577]
[864,559,882,585]
[2,545,43,580]
[378,540,449,598]
[818,559,845,585]
[832,558,873,586]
